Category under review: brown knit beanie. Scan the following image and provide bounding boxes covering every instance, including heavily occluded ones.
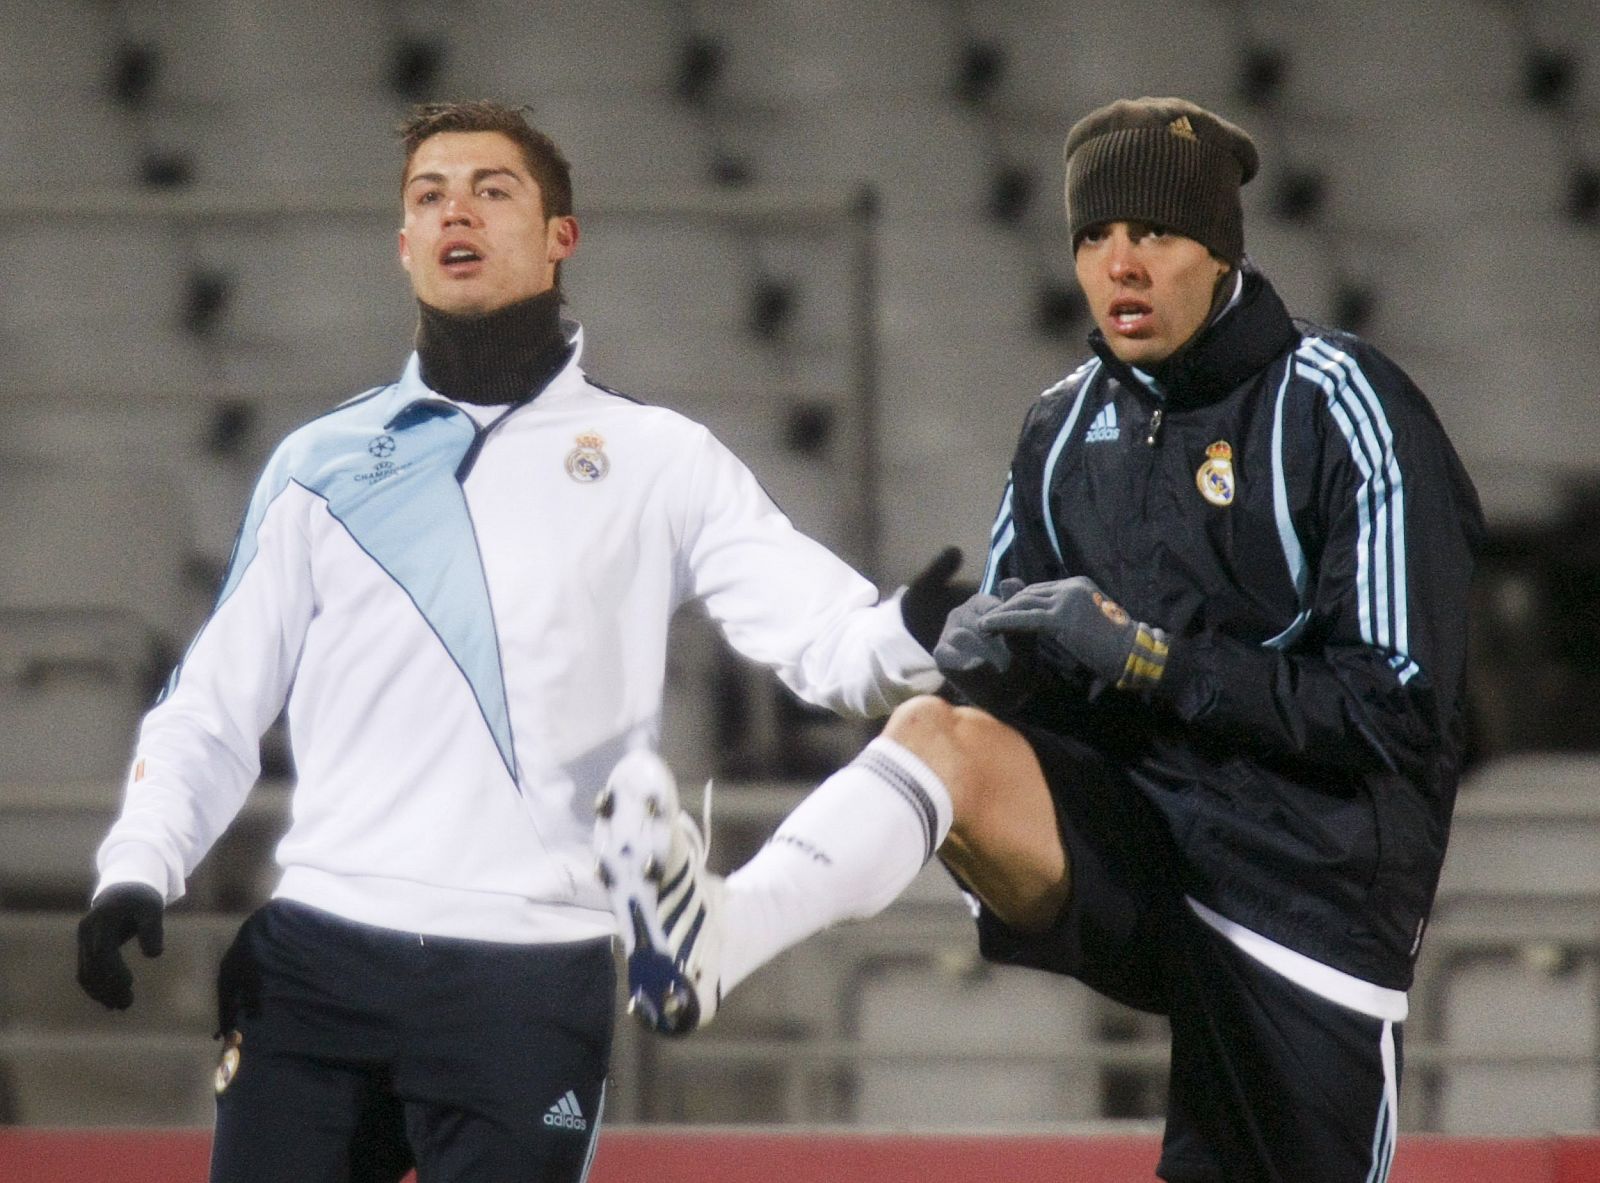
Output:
[1064,97,1259,266]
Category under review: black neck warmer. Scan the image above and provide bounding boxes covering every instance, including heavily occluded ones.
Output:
[415,289,572,406]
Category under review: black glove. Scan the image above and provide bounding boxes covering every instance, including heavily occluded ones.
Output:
[981,576,1170,694]
[932,582,1038,713]
[900,546,971,652]
[76,883,165,1010]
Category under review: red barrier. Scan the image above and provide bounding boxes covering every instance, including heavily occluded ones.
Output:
[4,1127,1600,1182]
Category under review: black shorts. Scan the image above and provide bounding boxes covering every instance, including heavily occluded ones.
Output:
[209,900,614,1183]
[971,726,1401,1183]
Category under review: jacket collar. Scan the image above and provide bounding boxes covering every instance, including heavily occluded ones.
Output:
[388,318,585,428]
[1088,268,1299,408]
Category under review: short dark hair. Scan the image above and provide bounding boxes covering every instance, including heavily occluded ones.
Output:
[399,100,573,219]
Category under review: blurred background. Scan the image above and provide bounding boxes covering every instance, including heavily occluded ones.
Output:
[1,0,1599,1143]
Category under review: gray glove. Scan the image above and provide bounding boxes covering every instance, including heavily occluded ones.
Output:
[933,582,1038,713]
[981,576,1170,693]
[933,591,1009,677]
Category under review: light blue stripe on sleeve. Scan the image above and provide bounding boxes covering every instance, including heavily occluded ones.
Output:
[1297,340,1419,685]
[982,522,1015,595]
[1040,361,1099,564]
[1297,362,1378,646]
[981,481,1014,594]
[1304,339,1416,682]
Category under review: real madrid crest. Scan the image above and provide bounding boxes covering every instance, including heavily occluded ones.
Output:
[565,432,610,483]
[215,1030,243,1094]
[1196,440,1236,507]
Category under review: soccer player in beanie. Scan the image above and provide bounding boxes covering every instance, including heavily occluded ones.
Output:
[596,97,1483,1182]
[74,100,960,1181]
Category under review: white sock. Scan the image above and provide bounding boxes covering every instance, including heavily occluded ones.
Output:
[720,736,954,993]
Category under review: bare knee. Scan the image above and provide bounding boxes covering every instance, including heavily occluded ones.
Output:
[881,696,1023,827]
[882,694,961,755]
[883,703,1066,931]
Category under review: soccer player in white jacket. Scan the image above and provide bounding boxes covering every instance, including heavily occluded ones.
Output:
[75,100,954,1182]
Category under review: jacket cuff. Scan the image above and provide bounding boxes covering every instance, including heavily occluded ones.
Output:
[1151,633,1217,720]
[94,842,181,906]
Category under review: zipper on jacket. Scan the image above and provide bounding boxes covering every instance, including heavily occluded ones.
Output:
[1145,408,1164,446]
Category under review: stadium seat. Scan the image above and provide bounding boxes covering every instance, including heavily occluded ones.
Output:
[0,221,215,396]
[1576,115,1600,178]
[1527,0,1600,113]
[723,102,993,217]
[1247,0,1523,116]
[1241,216,1337,326]
[852,956,1099,1124]
[0,1035,217,1125]
[879,445,1023,588]
[5,0,1599,1138]
[1293,105,1568,231]
[878,214,1046,338]
[565,216,755,334]
[0,453,190,789]
[1431,754,1600,942]
[687,0,958,106]
[0,2,118,98]
[1454,337,1600,474]
[431,0,679,102]
[981,0,1238,118]
[155,93,406,195]
[132,0,398,103]
[525,93,715,191]
[0,650,145,789]
[0,98,143,191]
[1355,224,1600,354]
[182,218,414,397]
[0,453,192,644]
[1436,951,1600,1133]
[1409,756,1600,1131]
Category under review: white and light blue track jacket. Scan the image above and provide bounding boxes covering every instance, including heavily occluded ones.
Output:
[94,322,939,943]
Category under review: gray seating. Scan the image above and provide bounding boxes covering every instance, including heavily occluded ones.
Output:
[725,102,993,218]
[1249,0,1523,116]
[852,956,1100,1125]
[982,0,1237,117]
[1294,106,1567,231]
[1242,216,1337,326]
[432,0,678,102]
[0,221,213,397]
[0,1034,218,1125]
[1528,0,1600,113]
[186,218,414,396]
[133,0,400,104]
[688,0,959,107]
[1435,950,1600,1133]
[0,453,192,643]
[1412,755,1600,1131]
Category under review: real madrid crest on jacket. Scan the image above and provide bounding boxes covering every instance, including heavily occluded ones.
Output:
[983,266,1483,990]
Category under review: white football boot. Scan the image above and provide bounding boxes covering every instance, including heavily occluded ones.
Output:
[594,750,723,1035]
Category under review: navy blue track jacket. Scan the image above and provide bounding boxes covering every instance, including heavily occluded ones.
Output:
[982,268,1484,989]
